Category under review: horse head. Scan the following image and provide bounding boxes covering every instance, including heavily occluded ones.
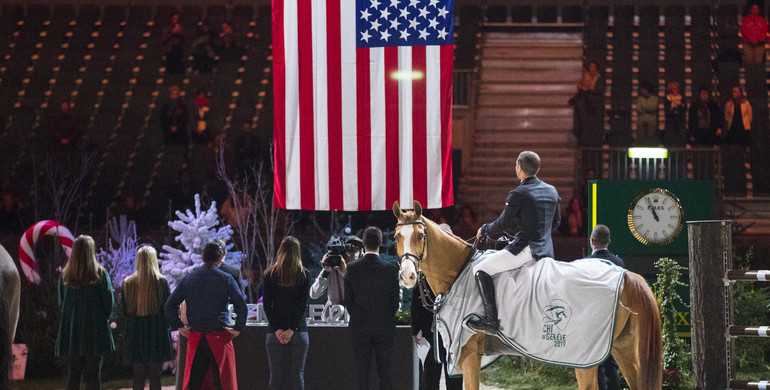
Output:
[393,200,424,289]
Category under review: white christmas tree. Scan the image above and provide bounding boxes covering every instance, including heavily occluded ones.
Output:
[160,194,242,289]
[97,217,143,290]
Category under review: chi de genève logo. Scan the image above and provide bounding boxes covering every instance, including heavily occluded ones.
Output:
[541,299,572,348]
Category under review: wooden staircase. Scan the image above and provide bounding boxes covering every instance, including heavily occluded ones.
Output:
[460,32,582,221]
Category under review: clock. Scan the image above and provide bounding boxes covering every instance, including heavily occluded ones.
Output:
[627,188,684,245]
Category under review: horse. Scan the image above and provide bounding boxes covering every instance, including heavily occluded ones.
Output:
[392,201,662,390]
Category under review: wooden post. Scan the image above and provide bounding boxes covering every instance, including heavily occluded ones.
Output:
[688,220,732,390]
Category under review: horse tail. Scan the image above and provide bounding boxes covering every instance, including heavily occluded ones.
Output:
[626,271,662,389]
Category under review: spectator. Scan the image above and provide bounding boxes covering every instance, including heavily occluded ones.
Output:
[452,206,480,241]
[121,246,174,390]
[192,90,211,145]
[164,240,246,390]
[344,227,400,390]
[564,197,584,236]
[160,86,189,145]
[263,236,311,390]
[162,13,185,75]
[635,82,659,146]
[49,101,85,152]
[55,235,115,390]
[742,4,768,64]
[191,22,216,75]
[0,190,19,231]
[171,169,198,213]
[114,195,138,220]
[688,87,722,146]
[723,86,752,196]
[571,60,605,147]
[235,122,264,175]
[585,225,624,390]
[664,82,687,147]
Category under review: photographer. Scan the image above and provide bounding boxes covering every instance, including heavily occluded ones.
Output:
[310,236,364,322]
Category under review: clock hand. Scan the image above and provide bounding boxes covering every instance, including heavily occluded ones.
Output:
[645,198,660,222]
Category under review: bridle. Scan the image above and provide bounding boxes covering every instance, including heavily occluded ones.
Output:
[396,219,442,313]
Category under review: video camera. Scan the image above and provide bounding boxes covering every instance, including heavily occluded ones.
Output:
[323,235,345,268]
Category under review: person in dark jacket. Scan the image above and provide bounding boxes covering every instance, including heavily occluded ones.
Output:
[585,224,624,390]
[160,86,188,145]
[344,227,400,390]
[165,240,246,390]
[263,236,311,390]
[56,235,115,390]
[688,87,722,147]
[470,151,561,335]
[411,271,462,390]
[664,81,687,147]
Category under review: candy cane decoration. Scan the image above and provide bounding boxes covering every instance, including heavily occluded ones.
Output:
[19,220,75,284]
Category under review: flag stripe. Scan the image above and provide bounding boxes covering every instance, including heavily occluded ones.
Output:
[312,0,329,210]
[426,45,442,208]
[340,2,358,210]
[384,46,400,210]
[284,0,302,209]
[370,47,386,210]
[412,45,428,206]
[398,46,413,207]
[440,44,454,206]
[356,47,372,210]
[298,0,315,210]
[271,1,286,208]
[326,0,343,211]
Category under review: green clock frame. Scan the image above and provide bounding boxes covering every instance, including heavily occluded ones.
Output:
[587,180,715,256]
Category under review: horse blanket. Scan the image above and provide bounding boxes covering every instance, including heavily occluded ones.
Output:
[435,250,626,376]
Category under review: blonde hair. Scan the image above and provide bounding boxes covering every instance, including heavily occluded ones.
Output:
[264,236,306,286]
[62,235,102,288]
[123,246,166,316]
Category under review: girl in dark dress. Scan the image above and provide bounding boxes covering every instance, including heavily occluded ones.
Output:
[263,236,311,390]
[56,235,115,390]
[121,246,174,390]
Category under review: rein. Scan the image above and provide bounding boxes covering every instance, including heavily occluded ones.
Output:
[396,219,476,314]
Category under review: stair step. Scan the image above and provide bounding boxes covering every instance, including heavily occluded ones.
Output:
[480,83,577,95]
[479,93,574,107]
[477,116,573,131]
[481,69,579,83]
[476,107,573,118]
[485,32,583,44]
[482,46,584,60]
[482,58,583,71]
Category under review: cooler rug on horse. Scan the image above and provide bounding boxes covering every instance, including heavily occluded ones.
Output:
[435,251,626,375]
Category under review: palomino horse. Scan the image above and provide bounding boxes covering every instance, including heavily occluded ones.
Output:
[393,201,661,390]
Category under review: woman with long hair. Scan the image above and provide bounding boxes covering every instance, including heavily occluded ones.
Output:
[55,235,115,390]
[121,246,174,390]
[263,236,311,390]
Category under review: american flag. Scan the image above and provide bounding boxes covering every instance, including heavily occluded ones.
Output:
[272,0,455,211]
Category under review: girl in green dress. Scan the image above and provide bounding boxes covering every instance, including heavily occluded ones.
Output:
[55,235,115,390]
[121,246,174,390]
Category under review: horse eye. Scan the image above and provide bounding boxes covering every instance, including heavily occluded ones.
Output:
[417,233,424,240]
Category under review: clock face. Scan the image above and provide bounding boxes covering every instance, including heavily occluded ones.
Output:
[627,188,683,245]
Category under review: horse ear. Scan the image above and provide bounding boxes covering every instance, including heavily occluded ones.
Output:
[413,200,422,218]
[392,201,402,219]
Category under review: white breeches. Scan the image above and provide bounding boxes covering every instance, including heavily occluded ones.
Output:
[472,246,534,276]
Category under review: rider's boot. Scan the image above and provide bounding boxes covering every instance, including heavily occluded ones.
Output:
[467,271,500,335]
